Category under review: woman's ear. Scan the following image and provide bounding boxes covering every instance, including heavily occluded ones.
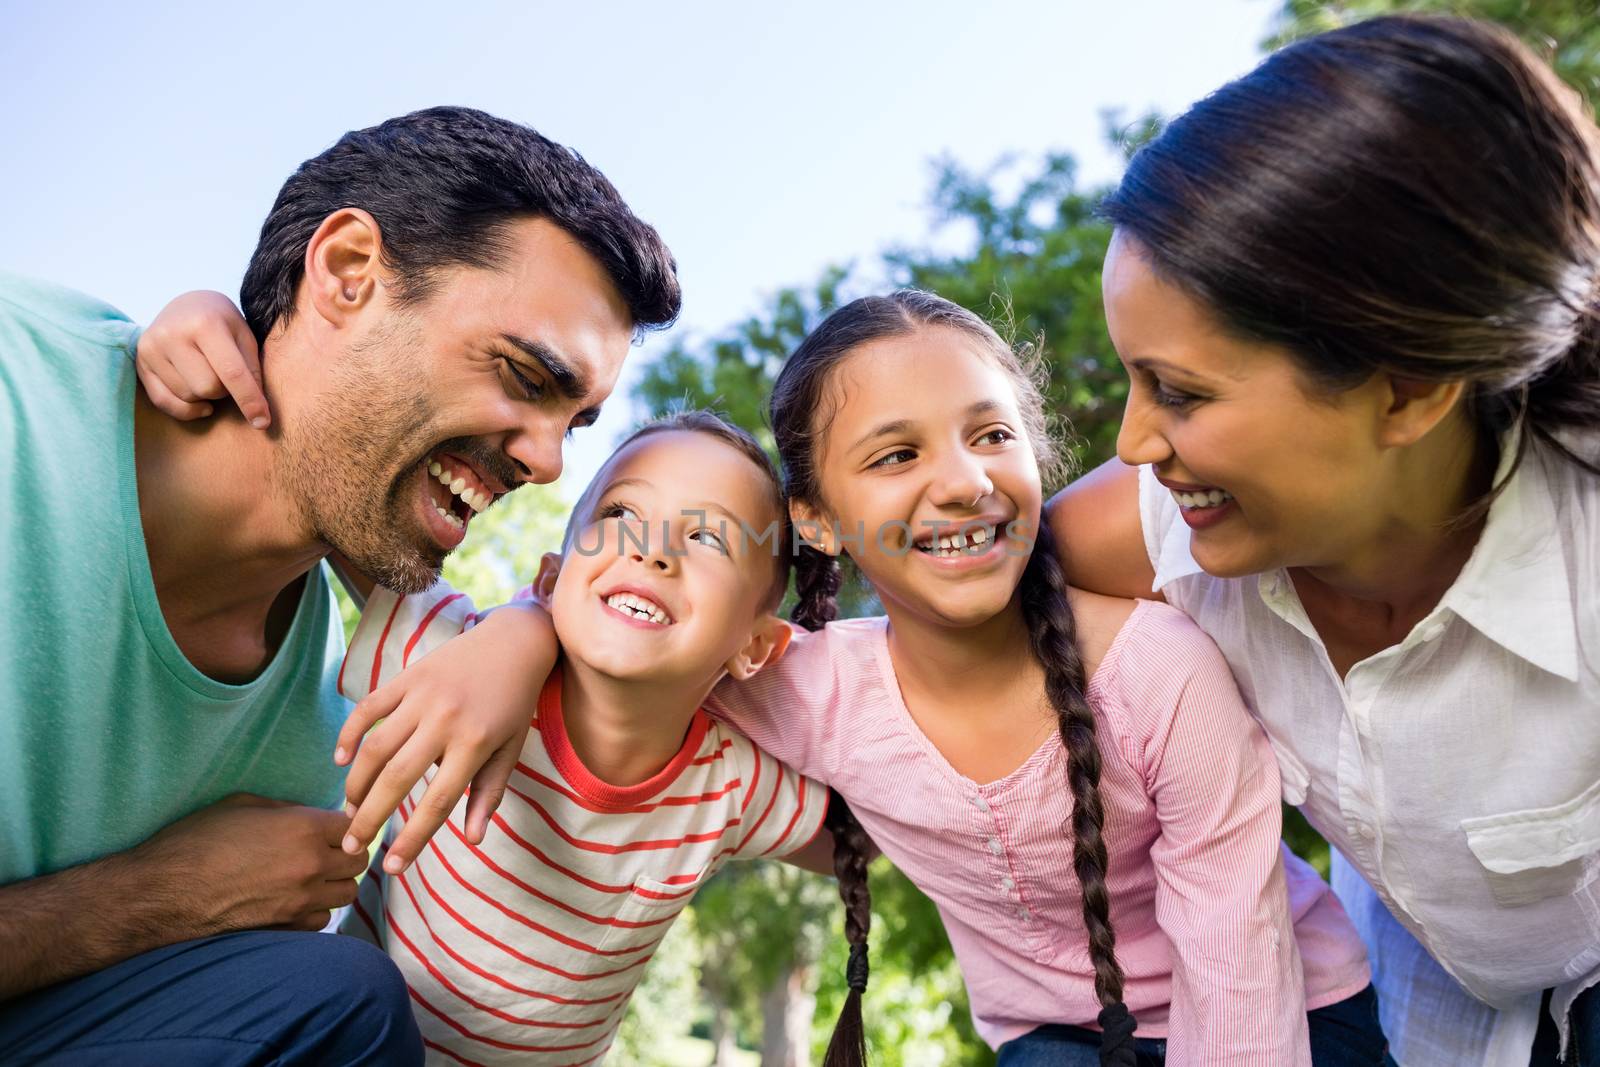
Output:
[724,615,793,682]
[303,208,387,328]
[789,498,840,556]
[1378,375,1469,449]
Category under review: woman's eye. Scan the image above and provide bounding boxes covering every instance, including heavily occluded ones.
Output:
[869,448,915,469]
[1150,380,1200,409]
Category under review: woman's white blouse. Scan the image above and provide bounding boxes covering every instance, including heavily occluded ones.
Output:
[1137,430,1600,1067]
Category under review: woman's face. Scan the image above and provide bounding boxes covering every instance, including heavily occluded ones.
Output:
[1103,231,1396,578]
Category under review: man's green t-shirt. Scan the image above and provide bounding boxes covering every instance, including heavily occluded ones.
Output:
[0,271,348,885]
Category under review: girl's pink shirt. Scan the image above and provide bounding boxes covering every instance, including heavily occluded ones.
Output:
[706,599,1370,1063]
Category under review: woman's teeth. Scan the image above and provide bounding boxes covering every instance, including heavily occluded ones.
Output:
[1172,488,1233,509]
[916,525,993,557]
[428,460,491,513]
[605,593,672,626]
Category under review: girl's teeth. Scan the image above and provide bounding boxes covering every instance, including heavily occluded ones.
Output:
[1173,489,1234,509]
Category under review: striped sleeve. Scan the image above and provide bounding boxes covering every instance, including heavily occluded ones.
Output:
[337,580,481,702]
[727,733,829,861]
[1119,605,1310,1067]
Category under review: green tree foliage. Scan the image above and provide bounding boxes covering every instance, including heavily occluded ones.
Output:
[1265,0,1600,106]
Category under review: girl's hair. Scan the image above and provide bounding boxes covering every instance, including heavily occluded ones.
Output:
[566,408,792,608]
[772,291,1138,1066]
[1102,15,1600,485]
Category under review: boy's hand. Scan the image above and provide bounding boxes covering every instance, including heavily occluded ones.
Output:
[136,290,271,429]
[335,602,558,873]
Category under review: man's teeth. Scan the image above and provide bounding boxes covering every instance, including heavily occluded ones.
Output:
[605,593,672,626]
[428,460,491,513]
[1172,488,1234,509]
[917,525,993,557]
[433,505,464,531]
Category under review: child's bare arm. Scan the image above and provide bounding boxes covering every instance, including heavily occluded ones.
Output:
[135,291,270,428]
[337,599,560,873]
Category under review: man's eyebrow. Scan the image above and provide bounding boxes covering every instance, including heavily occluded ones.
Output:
[500,333,605,427]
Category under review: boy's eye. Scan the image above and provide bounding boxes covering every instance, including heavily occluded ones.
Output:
[598,502,641,522]
[688,527,727,551]
[869,448,916,469]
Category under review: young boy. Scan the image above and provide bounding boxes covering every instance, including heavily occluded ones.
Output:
[334,412,829,1065]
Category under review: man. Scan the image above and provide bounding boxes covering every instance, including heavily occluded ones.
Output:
[0,106,680,1064]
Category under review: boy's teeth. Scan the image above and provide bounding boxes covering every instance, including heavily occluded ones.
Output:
[1173,488,1234,509]
[605,593,671,625]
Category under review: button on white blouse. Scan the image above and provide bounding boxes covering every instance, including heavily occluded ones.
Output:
[1138,428,1600,1066]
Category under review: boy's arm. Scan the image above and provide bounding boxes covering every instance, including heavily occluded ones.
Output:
[134,290,271,428]
[336,584,559,873]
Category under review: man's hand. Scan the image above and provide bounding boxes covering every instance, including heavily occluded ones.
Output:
[0,793,363,1001]
[135,290,271,429]
[131,794,367,933]
[335,602,557,875]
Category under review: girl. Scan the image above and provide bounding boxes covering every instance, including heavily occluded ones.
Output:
[709,290,1380,1065]
[1048,16,1600,1066]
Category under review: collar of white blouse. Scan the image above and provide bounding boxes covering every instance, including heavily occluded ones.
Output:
[1151,424,1582,683]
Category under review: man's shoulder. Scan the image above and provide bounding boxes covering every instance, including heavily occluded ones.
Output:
[0,270,138,349]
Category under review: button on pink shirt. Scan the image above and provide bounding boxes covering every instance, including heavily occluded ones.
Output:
[707,599,1370,1064]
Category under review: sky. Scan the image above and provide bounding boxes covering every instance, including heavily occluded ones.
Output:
[1,0,1278,496]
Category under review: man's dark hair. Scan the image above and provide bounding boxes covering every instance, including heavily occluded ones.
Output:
[240,105,681,343]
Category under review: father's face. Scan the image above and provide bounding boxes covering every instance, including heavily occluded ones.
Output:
[280,216,635,594]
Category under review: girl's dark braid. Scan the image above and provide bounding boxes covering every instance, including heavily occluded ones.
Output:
[791,544,842,632]
[820,790,873,1067]
[1021,520,1136,1066]
[790,549,874,1067]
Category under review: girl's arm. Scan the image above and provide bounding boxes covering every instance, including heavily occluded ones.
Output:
[1044,458,1160,601]
[335,583,559,873]
[134,290,271,428]
[1125,608,1311,1066]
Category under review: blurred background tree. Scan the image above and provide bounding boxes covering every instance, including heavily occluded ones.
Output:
[345,2,1595,1062]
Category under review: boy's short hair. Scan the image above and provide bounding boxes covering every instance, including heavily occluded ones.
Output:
[561,410,791,612]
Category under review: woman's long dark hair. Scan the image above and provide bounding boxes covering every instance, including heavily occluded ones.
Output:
[773,292,1137,1066]
[1103,15,1600,486]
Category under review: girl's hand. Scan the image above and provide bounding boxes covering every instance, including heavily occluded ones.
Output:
[335,602,558,873]
[136,290,270,429]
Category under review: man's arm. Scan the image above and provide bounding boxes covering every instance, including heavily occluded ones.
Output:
[1044,458,1161,601]
[0,795,365,1002]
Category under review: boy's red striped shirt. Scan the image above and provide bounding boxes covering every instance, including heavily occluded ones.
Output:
[337,583,828,1065]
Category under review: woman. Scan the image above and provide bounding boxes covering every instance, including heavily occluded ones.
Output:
[1048,15,1599,1067]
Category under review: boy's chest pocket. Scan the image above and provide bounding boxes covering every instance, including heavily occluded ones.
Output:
[1461,776,1600,911]
[594,869,711,955]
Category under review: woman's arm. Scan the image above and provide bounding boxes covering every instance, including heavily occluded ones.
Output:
[1045,458,1160,601]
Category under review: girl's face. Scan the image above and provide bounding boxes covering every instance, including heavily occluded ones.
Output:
[1103,231,1400,578]
[799,326,1042,630]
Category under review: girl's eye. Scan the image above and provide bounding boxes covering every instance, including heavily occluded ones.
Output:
[869,448,916,469]
[975,428,1014,446]
[688,527,726,551]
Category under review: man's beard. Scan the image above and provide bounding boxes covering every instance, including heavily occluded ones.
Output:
[276,329,450,595]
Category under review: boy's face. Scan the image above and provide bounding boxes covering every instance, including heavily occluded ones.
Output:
[548,430,786,689]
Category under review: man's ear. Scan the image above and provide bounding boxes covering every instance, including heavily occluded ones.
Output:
[303,208,386,328]
[789,499,839,556]
[724,615,793,682]
[532,552,562,606]
[1377,375,1468,449]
